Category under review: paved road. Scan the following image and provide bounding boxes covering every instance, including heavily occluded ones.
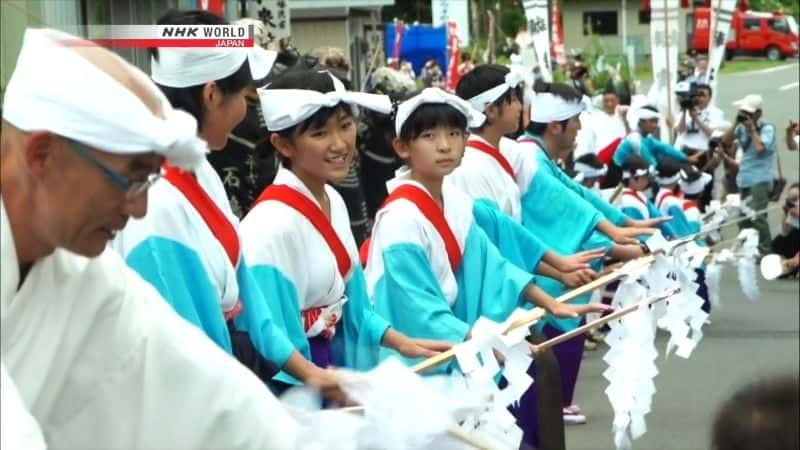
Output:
[565,62,800,450]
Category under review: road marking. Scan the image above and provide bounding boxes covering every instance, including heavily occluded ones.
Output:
[779,81,799,91]
[729,62,798,76]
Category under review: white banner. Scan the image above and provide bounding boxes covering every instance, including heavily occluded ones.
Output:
[706,0,737,100]
[522,0,552,81]
[432,0,470,47]
[649,0,681,141]
[246,0,291,40]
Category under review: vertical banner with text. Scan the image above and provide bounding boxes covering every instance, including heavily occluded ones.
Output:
[522,0,552,81]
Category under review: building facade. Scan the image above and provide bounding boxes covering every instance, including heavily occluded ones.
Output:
[1,0,391,102]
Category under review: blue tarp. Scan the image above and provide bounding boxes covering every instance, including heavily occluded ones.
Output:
[384,23,448,77]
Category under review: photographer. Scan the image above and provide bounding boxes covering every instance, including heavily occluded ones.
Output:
[771,183,800,278]
[721,94,777,256]
[786,120,799,151]
[673,82,726,209]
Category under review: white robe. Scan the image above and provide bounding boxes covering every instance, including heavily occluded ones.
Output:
[0,199,299,449]
[446,136,536,222]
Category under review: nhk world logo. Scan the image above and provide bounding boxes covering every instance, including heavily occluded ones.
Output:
[62,25,254,48]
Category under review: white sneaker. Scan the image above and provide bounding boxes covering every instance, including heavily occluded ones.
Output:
[562,406,587,425]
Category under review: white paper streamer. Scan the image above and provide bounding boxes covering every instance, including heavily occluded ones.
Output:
[705,262,723,309]
[737,257,760,301]
[603,299,659,450]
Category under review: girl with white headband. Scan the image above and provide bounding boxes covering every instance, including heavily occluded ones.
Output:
[618,154,671,234]
[240,69,451,395]
[113,10,325,390]
[573,153,615,199]
[654,158,695,238]
[361,88,610,444]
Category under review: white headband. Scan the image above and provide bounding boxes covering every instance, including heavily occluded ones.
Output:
[637,107,660,121]
[259,72,392,132]
[530,92,585,123]
[572,171,585,183]
[3,28,206,170]
[395,87,486,136]
[467,71,524,112]
[151,46,276,88]
[574,162,607,178]
[508,64,535,106]
[622,166,654,180]
[655,172,681,186]
[679,171,712,195]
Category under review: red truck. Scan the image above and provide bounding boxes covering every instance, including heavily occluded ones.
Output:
[690,8,799,60]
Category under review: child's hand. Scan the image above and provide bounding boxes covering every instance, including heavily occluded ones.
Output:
[558,248,606,272]
[560,268,598,288]
[548,302,611,318]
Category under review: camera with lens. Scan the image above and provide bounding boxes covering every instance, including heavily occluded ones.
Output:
[736,110,753,124]
[675,81,698,111]
[709,136,722,152]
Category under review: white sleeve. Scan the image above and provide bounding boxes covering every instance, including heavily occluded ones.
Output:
[1,362,47,450]
[47,252,300,450]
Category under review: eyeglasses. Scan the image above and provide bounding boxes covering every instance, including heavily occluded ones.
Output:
[66,138,161,199]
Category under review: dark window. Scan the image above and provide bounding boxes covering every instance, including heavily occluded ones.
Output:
[583,11,618,35]
[743,18,761,31]
[768,18,789,34]
[639,9,651,24]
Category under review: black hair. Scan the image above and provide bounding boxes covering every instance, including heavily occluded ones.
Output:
[149,10,251,130]
[525,80,582,136]
[266,68,356,167]
[398,103,467,141]
[603,80,617,96]
[268,68,354,136]
[695,83,713,98]
[621,154,650,184]
[455,64,522,130]
[564,167,580,180]
[575,153,604,169]
[656,158,682,178]
[680,163,703,182]
[711,375,798,450]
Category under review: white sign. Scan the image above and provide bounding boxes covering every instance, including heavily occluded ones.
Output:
[522,0,552,81]
[706,0,737,100]
[649,0,680,141]
[247,0,291,40]
[431,0,470,46]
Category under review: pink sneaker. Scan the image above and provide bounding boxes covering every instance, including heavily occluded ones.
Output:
[562,406,587,425]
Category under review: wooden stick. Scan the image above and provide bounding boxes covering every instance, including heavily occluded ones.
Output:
[662,0,674,144]
[339,406,496,449]
[411,255,656,374]
[532,287,679,352]
[608,183,624,204]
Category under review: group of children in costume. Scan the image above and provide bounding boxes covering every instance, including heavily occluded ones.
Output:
[104,9,719,450]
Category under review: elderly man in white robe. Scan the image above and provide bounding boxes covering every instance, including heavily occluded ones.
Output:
[1,28,299,449]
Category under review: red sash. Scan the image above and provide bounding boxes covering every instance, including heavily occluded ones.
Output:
[682,200,698,212]
[253,184,351,338]
[253,184,352,278]
[466,139,515,179]
[656,191,680,209]
[163,163,242,320]
[360,184,462,271]
[622,188,647,206]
